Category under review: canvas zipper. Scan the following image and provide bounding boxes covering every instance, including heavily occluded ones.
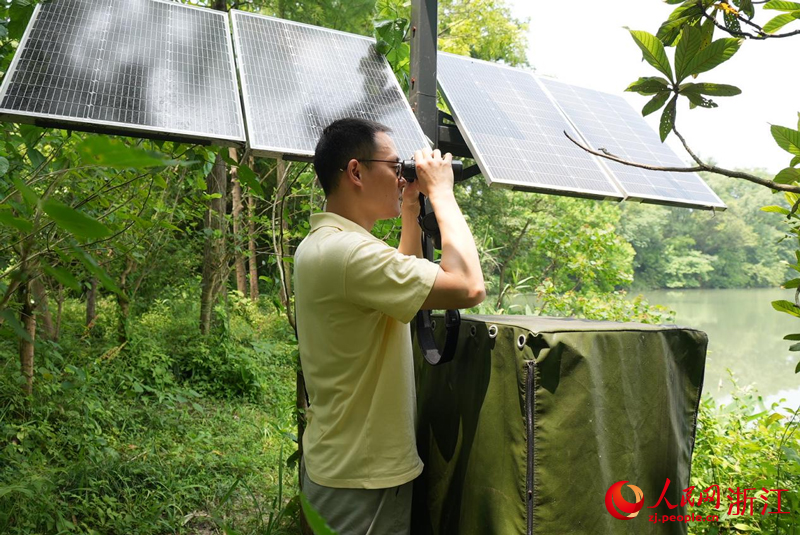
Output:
[526,360,535,535]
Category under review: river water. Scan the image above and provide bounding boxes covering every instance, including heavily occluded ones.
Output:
[641,288,800,405]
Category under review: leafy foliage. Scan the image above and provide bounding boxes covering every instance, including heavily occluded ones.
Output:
[621,172,794,290]
[690,383,800,533]
[0,291,300,534]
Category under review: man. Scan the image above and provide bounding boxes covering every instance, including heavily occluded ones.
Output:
[294,118,485,534]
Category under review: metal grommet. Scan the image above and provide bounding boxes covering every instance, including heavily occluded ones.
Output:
[488,325,498,339]
[517,334,526,350]
[470,325,477,337]
[431,320,437,330]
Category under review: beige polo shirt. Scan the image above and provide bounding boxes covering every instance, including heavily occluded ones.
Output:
[294,212,440,489]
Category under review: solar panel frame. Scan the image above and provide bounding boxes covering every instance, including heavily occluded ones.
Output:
[231,10,429,160]
[0,0,246,147]
[539,78,727,211]
[436,52,624,201]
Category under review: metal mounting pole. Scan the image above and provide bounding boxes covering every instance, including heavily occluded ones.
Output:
[410,0,438,147]
[410,0,459,366]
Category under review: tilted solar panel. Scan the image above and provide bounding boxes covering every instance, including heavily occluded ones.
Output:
[541,79,726,210]
[436,52,623,200]
[231,11,428,160]
[0,0,245,145]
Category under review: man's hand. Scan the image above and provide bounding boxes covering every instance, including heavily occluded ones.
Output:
[400,176,421,213]
[410,147,485,311]
[413,148,454,201]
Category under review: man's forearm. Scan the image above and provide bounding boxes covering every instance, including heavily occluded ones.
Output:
[427,191,483,288]
[398,205,423,258]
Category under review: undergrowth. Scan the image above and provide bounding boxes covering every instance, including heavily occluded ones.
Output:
[0,288,300,534]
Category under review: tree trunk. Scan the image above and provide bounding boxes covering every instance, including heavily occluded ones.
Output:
[117,257,134,344]
[248,187,259,300]
[54,283,64,342]
[230,148,248,295]
[199,153,229,335]
[18,281,35,396]
[273,159,294,322]
[86,277,97,328]
[32,276,54,341]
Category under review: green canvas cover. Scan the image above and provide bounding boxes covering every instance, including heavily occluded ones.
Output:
[412,315,707,535]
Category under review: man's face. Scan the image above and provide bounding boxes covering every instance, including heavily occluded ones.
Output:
[361,132,404,220]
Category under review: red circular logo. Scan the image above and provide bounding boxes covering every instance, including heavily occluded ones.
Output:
[605,480,645,520]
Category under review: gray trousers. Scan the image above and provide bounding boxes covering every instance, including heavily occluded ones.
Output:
[300,460,413,535]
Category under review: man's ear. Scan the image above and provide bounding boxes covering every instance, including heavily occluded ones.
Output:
[345,158,362,186]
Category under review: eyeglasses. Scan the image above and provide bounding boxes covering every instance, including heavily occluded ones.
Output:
[340,159,403,179]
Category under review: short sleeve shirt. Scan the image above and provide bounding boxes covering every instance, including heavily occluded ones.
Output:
[294,212,440,489]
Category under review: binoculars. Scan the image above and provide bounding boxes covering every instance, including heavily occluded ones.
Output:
[402,159,464,182]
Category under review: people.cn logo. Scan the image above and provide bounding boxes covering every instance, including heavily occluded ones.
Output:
[605,480,645,520]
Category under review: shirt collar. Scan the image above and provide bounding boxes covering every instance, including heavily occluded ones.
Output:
[309,212,376,239]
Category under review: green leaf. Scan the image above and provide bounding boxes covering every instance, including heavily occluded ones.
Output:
[775,167,800,184]
[11,177,39,207]
[764,1,800,11]
[41,264,81,292]
[682,92,717,108]
[75,136,175,169]
[628,30,674,81]
[773,299,800,318]
[724,11,742,33]
[660,96,678,142]
[657,2,707,45]
[683,38,742,76]
[738,0,755,17]
[374,18,395,30]
[783,279,800,289]
[42,199,112,239]
[792,156,800,167]
[680,83,741,96]
[771,125,800,156]
[70,244,123,296]
[732,524,760,531]
[699,16,716,51]
[784,333,800,340]
[7,3,34,41]
[762,205,791,214]
[220,151,238,167]
[625,77,671,95]
[676,24,704,81]
[300,494,338,535]
[790,342,800,351]
[796,361,800,373]
[0,211,33,233]
[763,12,800,33]
[27,148,45,170]
[0,156,8,175]
[0,309,32,343]
[643,91,672,117]
[236,164,264,196]
[375,39,391,55]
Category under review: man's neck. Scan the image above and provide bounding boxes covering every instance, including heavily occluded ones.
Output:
[324,197,375,233]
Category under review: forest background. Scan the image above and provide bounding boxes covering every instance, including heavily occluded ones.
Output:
[1,0,799,533]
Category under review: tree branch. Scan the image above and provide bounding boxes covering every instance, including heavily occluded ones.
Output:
[700,7,800,40]
[563,130,800,194]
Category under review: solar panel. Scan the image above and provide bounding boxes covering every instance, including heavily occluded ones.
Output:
[0,0,245,146]
[540,79,726,210]
[436,53,623,200]
[231,11,428,160]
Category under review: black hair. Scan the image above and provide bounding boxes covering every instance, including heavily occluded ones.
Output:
[313,118,391,196]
